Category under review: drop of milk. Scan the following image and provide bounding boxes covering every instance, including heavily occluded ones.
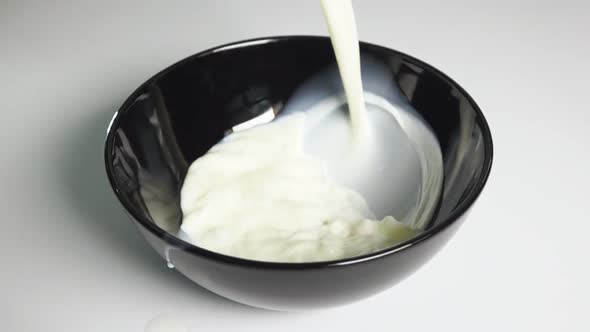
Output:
[164,246,175,269]
[145,314,188,332]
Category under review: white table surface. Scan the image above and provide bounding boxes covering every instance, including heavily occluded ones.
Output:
[2,1,589,331]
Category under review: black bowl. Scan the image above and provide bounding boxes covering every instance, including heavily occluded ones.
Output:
[105,36,493,310]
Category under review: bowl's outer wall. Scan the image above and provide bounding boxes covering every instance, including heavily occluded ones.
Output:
[106,37,491,310]
[135,211,467,310]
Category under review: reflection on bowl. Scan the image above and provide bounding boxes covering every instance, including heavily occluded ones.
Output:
[105,36,493,311]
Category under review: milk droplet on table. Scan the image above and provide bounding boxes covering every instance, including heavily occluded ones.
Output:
[145,314,188,332]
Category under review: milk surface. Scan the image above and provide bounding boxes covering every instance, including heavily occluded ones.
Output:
[180,114,416,262]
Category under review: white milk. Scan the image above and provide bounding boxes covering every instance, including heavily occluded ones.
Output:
[178,0,443,262]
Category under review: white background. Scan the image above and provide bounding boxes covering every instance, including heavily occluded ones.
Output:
[2,0,589,331]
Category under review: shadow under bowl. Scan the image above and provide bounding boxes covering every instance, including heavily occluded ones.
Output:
[104,36,493,311]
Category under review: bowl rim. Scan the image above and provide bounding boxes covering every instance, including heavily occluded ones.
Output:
[104,35,493,270]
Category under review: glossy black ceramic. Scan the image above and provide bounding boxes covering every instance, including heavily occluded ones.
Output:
[105,36,493,310]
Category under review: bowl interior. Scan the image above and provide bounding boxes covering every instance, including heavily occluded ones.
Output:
[105,36,492,258]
